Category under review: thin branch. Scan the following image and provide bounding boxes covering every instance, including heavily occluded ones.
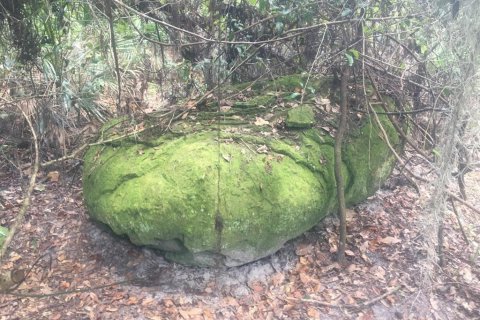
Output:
[40,143,89,167]
[449,197,470,245]
[3,280,130,298]
[352,107,450,116]
[366,70,432,161]
[448,192,480,216]
[0,108,39,262]
[113,0,421,46]
[106,0,122,110]
[288,285,403,310]
[334,66,349,262]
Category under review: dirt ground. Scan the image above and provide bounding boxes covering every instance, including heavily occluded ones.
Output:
[0,164,479,319]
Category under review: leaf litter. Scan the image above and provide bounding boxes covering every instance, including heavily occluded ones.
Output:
[0,166,479,319]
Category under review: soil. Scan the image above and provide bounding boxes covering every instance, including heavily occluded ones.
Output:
[0,163,479,319]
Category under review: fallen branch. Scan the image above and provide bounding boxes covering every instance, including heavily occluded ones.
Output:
[288,285,403,310]
[0,108,39,262]
[40,143,89,167]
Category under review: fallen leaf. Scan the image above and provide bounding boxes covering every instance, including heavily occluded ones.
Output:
[353,290,368,299]
[126,296,139,305]
[345,250,355,256]
[186,99,197,109]
[254,117,269,126]
[256,145,269,154]
[295,243,313,256]
[370,266,386,280]
[203,308,214,320]
[307,307,320,318]
[220,105,231,112]
[299,256,309,265]
[299,273,311,285]
[248,281,265,293]
[346,208,356,222]
[182,307,203,316]
[378,236,401,245]
[347,264,360,273]
[271,273,285,286]
[34,183,46,192]
[222,153,232,162]
[47,171,60,182]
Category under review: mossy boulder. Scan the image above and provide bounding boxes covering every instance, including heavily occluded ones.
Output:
[83,75,401,267]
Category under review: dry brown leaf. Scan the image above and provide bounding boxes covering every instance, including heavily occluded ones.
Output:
[224,296,239,307]
[370,266,386,280]
[299,256,309,265]
[186,308,203,316]
[254,117,269,126]
[126,296,139,305]
[249,281,264,293]
[203,308,214,320]
[347,264,361,273]
[256,145,269,154]
[378,236,401,245]
[295,243,313,256]
[59,280,70,289]
[270,272,285,286]
[164,299,175,307]
[47,171,60,182]
[307,307,320,318]
[186,100,197,109]
[299,272,311,285]
[105,307,119,312]
[345,250,355,256]
[353,290,368,300]
[142,297,156,306]
[178,309,190,319]
[346,208,356,222]
[50,314,62,320]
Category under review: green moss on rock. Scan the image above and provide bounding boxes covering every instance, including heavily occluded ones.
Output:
[286,105,315,129]
[83,75,401,267]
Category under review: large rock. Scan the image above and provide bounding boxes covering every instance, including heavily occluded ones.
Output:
[83,75,401,267]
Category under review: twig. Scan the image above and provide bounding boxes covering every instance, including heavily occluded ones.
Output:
[0,108,39,262]
[449,197,470,245]
[106,0,122,110]
[289,285,403,310]
[448,191,480,216]
[366,70,431,161]
[352,107,449,116]
[113,0,420,46]
[3,280,130,298]
[334,67,349,262]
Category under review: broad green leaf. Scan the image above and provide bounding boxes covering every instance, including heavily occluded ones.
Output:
[289,92,301,100]
[345,53,354,66]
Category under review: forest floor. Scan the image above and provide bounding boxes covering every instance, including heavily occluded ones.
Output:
[0,162,479,319]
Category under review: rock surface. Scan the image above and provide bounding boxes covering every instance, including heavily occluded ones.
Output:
[83,75,401,267]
